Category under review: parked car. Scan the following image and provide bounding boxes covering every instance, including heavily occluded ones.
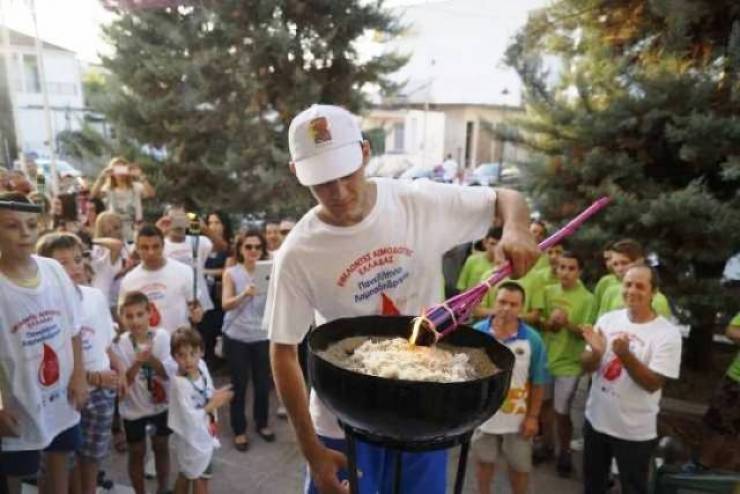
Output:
[399,165,434,180]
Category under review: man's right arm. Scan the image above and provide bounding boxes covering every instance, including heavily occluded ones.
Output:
[270,342,348,494]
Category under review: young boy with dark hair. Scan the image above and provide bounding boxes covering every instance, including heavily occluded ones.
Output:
[35,231,127,494]
[0,192,88,494]
[113,291,172,494]
[538,251,595,475]
[168,327,232,494]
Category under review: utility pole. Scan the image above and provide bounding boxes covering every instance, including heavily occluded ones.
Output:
[0,0,25,168]
[29,0,57,194]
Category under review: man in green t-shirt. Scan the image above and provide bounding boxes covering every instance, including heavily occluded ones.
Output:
[456,227,502,293]
[593,241,618,310]
[595,239,673,319]
[538,252,595,476]
[530,220,549,272]
[698,312,740,469]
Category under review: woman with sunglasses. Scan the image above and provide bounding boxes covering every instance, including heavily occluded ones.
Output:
[221,230,275,451]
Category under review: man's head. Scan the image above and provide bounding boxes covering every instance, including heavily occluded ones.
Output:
[610,239,644,280]
[493,281,525,328]
[135,224,165,270]
[0,191,40,261]
[171,326,203,376]
[264,219,282,252]
[602,241,614,272]
[484,226,502,261]
[95,211,123,240]
[166,205,189,242]
[279,217,296,237]
[621,264,658,313]
[119,291,151,336]
[546,244,564,270]
[530,220,547,243]
[557,251,582,289]
[36,232,87,284]
[289,105,372,226]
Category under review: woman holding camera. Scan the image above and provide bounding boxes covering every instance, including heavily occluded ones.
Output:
[221,230,275,451]
[90,157,155,243]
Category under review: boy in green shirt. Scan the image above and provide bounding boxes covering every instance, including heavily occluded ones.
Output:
[593,242,618,310]
[595,239,672,319]
[456,227,501,293]
[698,312,740,469]
[538,252,595,476]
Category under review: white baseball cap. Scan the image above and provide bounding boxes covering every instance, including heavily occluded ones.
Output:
[288,104,364,186]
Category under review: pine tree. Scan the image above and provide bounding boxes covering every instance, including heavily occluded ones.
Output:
[506,0,740,369]
[99,0,405,215]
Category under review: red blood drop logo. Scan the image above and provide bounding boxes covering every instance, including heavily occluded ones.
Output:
[149,304,161,327]
[39,343,60,386]
[603,357,623,381]
[381,293,400,316]
[151,377,167,404]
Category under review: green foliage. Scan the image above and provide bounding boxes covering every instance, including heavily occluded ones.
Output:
[0,55,17,167]
[97,0,405,217]
[506,0,740,367]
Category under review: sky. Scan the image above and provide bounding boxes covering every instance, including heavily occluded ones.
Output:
[2,0,543,64]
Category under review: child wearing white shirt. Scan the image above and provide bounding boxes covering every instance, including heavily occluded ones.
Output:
[36,232,128,494]
[113,291,172,494]
[168,327,232,494]
[0,192,88,494]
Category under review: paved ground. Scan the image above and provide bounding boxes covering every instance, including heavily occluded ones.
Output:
[92,374,585,493]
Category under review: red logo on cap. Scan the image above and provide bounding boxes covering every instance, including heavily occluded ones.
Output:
[309,117,332,144]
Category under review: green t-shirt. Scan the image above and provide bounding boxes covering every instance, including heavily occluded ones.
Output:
[533,254,549,272]
[596,283,672,319]
[727,312,740,382]
[542,281,596,376]
[457,253,495,292]
[593,274,619,311]
[527,267,559,312]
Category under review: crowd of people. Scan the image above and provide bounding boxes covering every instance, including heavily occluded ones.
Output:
[455,222,738,493]
[0,103,736,494]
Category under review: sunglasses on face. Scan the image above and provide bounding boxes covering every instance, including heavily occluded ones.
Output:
[243,244,262,250]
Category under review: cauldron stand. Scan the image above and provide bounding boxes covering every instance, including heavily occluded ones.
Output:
[340,421,473,494]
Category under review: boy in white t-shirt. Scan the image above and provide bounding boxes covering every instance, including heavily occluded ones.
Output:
[113,291,173,494]
[0,192,88,494]
[168,327,232,494]
[581,265,682,494]
[35,232,128,494]
[120,224,203,335]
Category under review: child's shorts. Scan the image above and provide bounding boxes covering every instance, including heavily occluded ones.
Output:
[78,388,117,461]
[0,424,81,478]
[123,411,172,444]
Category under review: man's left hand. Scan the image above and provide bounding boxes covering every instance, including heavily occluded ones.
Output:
[496,226,540,279]
[612,335,631,358]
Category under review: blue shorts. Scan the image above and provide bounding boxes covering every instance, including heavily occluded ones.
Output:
[304,435,447,494]
[0,424,82,478]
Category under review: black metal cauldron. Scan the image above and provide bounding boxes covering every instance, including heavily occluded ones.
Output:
[307,315,514,493]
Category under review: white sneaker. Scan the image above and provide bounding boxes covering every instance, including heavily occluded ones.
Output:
[276,406,288,419]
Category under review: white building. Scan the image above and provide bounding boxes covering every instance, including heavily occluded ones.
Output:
[1,27,85,157]
[363,0,547,173]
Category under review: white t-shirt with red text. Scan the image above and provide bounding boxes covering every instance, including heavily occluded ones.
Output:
[112,328,171,420]
[120,259,194,334]
[0,256,82,451]
[267,178,496,438]
[79,285,115,375]
[585,309,682,441]
[164,236,213,312]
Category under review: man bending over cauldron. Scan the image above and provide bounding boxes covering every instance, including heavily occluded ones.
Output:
[267,104,540,494]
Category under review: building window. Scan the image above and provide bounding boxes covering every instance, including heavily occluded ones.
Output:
[464,121,474,166]
[23,54,41,93]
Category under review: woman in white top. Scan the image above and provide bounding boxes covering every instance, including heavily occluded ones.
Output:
[221,231,274,451]
[90,158,155,243]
